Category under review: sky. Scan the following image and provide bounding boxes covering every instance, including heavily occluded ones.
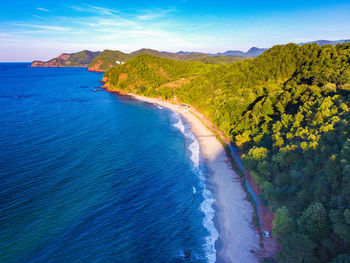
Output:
[0,0,350,61]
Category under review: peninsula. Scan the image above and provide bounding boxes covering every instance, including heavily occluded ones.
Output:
[31,50,100,67]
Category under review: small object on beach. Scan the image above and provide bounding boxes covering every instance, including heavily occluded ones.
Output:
[184,249,191,258]
[263,230,270,238]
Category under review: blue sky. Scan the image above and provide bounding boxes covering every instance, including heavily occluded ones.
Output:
[1,0,349,61]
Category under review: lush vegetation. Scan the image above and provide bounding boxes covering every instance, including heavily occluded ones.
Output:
[66,50,100,66]
[89,48,245,71]
[89,50,130,71]
[104,43,350,262]
[129,48,246,64]
[31,50,100,67]
[104,54,214,93]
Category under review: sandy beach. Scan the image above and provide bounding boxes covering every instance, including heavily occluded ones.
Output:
[126,94,260,263]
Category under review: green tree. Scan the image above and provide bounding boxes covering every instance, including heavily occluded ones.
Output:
[272,207,295,241]
[344,209,350,224]
[298,203,330,242]
[331,254,350,263]
[102,43,350,261]
[276,233,316,263]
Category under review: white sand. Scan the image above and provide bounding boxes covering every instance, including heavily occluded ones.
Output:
[128,94,259,263]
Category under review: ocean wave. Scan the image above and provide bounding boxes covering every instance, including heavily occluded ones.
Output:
[172,113,185,134]
[171,112,218,263]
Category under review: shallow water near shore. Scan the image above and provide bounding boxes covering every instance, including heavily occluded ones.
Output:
[0,63,217,262]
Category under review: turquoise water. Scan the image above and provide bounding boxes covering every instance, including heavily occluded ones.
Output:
[0,63,217,262]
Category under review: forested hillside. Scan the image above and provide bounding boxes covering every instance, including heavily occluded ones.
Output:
[103,43,350,262]
[88,48,245,72]
[31,50,100,67]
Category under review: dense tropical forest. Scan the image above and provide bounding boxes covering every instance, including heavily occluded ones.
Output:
[88,48,245,71]
[103,43,350,262]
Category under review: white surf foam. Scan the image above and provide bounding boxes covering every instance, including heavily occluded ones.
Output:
[172,113,185,134]
[156,105,164,109]
[171,112,218,263]
[193,186,197,194]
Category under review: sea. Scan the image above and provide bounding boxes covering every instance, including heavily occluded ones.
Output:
[0,63,218,263]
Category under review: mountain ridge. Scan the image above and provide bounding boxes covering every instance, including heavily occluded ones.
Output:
[31,39,350,70]
[88,49,245,72]
[299,39,350,46]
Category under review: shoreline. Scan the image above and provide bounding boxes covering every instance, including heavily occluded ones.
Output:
[121,93,260,263]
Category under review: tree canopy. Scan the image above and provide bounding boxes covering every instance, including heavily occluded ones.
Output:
[103,43,350,262]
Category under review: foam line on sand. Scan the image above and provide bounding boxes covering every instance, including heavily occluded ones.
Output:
[128,94,259,263]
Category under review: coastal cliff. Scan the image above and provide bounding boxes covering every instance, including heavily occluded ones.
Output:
[31,50,100,68]
[32,53,70,67]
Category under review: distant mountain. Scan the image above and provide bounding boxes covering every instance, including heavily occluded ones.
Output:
[301,39,350,46]
[210,39,350,57]
[31,50,100,68]
[218,47,268,57]
[30,47,266,70]
[176,51,206,56]
[214,50,246,56]
[177,51,193,55]
[31,39,350,70]
[179,48,267,57]
[246,47,268,57]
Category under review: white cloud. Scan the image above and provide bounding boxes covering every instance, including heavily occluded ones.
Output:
[69,4,120,16]
[37,8,50,12]
[12,23,70,32]
[85,4,120,15]
[136,8,174,21]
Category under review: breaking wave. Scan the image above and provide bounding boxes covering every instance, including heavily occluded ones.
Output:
[171,112,218,263]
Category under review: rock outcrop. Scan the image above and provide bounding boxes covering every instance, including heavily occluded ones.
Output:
[31,50,100,68]
[31,53,70,67]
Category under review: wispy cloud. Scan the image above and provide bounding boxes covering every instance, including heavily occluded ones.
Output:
[37,7,50,12]
[0,33,12,37]
[2,1,350,62]
[69,4,120,16]
[136,8,174,21]
[0,4,222,56]
[85,4,120,15]
[12,23,70,32]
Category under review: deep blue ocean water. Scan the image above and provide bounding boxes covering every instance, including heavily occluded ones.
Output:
[0,63,218,263]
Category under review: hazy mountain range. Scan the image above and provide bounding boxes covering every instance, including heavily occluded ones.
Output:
[299,39,350,46]
[178,39,350,57]
[177,47,267,57]
[31,39,350,71]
